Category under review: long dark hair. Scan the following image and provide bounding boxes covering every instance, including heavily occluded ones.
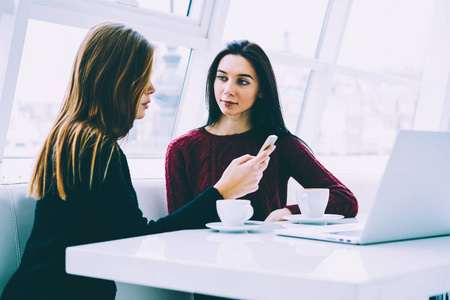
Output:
[205,40,311,152]
[205,40,291,135]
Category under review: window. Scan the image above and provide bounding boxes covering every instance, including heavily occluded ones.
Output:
[5,20,87,158]
[121,44,191,156]
[315,0,434,157]
[221,0,326,135]
[1,0,449,182]
[5,19,191,159]
[222,0,328,58]
[272,64,310,132]
[317,74,419,156]
[100,0,204,21]
[338,0,434,79]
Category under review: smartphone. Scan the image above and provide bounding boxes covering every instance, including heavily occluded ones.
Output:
[257,135,278,155]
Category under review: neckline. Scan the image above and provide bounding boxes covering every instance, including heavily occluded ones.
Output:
[199,127,255,139]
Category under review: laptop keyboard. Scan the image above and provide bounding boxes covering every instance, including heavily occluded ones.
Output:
[329,230,362,237]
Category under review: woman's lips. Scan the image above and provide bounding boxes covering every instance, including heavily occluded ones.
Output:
[221,100,237,107]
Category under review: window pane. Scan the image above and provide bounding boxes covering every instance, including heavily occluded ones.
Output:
[105,0,204,20]
[120,45,191,156]
[273,64,310,132]
[222,0,329,57]
[317,74,419,156]
[338,0,434,79]
[5,20,87,158]
[138,0,203,19]
[5,20,190,158]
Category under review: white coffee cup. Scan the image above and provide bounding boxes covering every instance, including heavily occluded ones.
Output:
[296,188,329,218]
[216,200,254,227]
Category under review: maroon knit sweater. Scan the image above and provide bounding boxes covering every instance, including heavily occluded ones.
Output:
[165,128,358,221]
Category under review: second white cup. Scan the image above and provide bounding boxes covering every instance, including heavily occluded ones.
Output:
[296,188,329,218]
[216,200,254,227]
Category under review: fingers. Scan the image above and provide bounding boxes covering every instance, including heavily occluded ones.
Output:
[232,154,254,165]
[234,145,275,167]
[254,145,275,162]
[258,145,275,161]
[264,210,278,222]
[214,146,274,199]
[264,214,274,222]
[244,145,275,169]
[258,157,270,170]
[264,208,291,222]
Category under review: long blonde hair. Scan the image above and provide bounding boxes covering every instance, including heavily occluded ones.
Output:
[29,22,154,200]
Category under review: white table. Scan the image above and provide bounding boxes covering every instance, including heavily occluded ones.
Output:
[66,222,450,300]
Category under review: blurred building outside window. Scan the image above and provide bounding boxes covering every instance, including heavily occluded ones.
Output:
[318,74,419,156]
[5,19,190,159]
[222,0,327,136]
[222,0,329,58]
[316,0,433,156]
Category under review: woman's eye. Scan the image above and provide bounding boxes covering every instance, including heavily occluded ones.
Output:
[238,79,249,85]
[217,75,227,81]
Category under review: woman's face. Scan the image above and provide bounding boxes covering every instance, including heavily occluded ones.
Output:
[214,54,261,120]
[136,79,155,119]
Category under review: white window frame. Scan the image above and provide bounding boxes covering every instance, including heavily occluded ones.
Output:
[296,0,450,175]
[0,0,220,164]
[1,0,449,180]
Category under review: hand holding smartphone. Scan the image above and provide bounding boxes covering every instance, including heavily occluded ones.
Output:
[257,135,278,156]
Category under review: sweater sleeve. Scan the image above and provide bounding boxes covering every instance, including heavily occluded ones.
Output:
[165,138,195,214]
[82,143,222,243]
[282,136,358,218]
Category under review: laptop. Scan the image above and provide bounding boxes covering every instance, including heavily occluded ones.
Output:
[275,130,450,245]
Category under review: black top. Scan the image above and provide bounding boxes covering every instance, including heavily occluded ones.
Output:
[1,141,222,300]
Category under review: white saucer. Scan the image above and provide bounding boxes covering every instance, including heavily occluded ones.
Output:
[206,221,264,233]
[283,214,344,225]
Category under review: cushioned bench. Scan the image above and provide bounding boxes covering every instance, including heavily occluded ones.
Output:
[0,179,191,300]
[0,182,35,295]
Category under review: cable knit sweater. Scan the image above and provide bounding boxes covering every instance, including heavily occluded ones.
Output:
[165,127,358,220]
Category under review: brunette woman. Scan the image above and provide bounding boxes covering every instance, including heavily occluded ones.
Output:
[165,40,357,222]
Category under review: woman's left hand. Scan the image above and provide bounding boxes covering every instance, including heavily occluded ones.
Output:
[264,207,291,222]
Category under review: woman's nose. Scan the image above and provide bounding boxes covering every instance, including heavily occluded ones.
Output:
[146,81,156,95]
[149,81,156,94]
[223,82,234,96]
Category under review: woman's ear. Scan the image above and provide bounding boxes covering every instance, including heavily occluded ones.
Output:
[258,91,263,99]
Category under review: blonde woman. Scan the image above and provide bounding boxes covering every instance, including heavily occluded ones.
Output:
[1,23,273,300]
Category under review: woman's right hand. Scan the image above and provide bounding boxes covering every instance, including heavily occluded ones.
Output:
[213,145,275,199]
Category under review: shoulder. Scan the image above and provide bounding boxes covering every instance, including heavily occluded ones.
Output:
[277,133,313,156]
[76,129,122,176]
[81,130,119,161]
[62,126,121,192]
[167,128,206,153]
